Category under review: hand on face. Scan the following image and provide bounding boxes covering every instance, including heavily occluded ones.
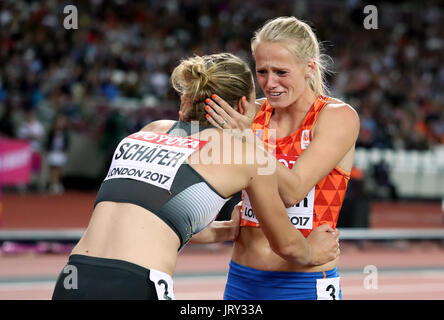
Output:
[204,94,256,130]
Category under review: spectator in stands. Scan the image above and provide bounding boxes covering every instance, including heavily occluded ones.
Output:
[98,108,130,180]
[0,100,14,138]
[337,167,370,228]
[16,108,45,191]
[0,0,442,197]
[45,113,70,195]
[372,160,399,201]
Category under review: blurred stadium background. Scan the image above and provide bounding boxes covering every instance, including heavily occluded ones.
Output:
[0,0,443,300]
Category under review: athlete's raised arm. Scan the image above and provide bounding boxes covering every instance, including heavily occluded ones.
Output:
[276,102,360,206]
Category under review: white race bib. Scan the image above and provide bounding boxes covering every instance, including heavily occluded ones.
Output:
[241,188,314,229]
[286,187,315,229]
[241,190,258,224]
[316,277,341,300]
[105,131,206,191]
[241,153,315,229]
[149,269,175,300]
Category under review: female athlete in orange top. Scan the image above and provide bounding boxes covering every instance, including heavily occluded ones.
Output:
[205,17,360,300]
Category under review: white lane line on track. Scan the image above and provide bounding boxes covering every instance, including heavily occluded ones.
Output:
[0,281,55,291]
[343,282,444,295]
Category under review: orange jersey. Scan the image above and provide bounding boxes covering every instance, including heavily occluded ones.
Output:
[240,95,350,237]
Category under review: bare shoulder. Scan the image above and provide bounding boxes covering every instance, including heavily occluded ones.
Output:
[324,97,359,120]
[140,120,176,133]
[320,97,359,127]
[315,97,360,138]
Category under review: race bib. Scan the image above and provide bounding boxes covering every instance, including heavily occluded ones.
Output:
[149,269,175,300]
[316,277,341,300]
[241,188,314,229]
[241,189,258,224]
[105,131,207,191]
[241,154,314,229]
[285,186,314,229]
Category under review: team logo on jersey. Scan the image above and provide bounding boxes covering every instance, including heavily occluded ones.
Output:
[301,129,310,149]
[254,129,263,140]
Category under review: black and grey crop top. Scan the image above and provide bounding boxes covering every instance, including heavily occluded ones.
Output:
[94,121,230,250]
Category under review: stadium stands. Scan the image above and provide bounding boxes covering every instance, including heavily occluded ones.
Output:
[355,147,444,198]
[0,0,442,198]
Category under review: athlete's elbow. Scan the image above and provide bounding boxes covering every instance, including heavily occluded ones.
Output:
[280,193,306,208]
[279,188,298,207]
[281,195,299,208]
[278,185,306,208]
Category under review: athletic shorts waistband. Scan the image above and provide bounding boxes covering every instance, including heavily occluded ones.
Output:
[224,260,341,300]
[68,254,155,278]
[228,260,338,281]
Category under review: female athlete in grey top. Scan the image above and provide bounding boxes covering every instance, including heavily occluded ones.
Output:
[95,121,232,250]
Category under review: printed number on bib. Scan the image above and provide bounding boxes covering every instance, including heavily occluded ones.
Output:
[316,277,340,300]
[149,269,175,300]
[241,153,314,229]
[242,189,314,229]
[286,186,314,229]
[105,131,206,191]
[278,154,314,229]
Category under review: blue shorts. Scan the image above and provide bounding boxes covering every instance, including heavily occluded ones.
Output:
[224,260,342,300]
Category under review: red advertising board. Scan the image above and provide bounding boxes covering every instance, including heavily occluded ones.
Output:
[0,138,32,186]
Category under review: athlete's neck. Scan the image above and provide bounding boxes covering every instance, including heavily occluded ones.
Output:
[272,89,317,128]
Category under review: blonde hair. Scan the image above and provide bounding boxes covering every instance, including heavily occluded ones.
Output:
[251,16,331,96]
[171,53,254,124]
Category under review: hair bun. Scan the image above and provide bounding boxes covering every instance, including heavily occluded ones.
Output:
[191,63,209,88]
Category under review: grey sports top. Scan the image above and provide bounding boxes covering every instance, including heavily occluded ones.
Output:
[94,121,230,250]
